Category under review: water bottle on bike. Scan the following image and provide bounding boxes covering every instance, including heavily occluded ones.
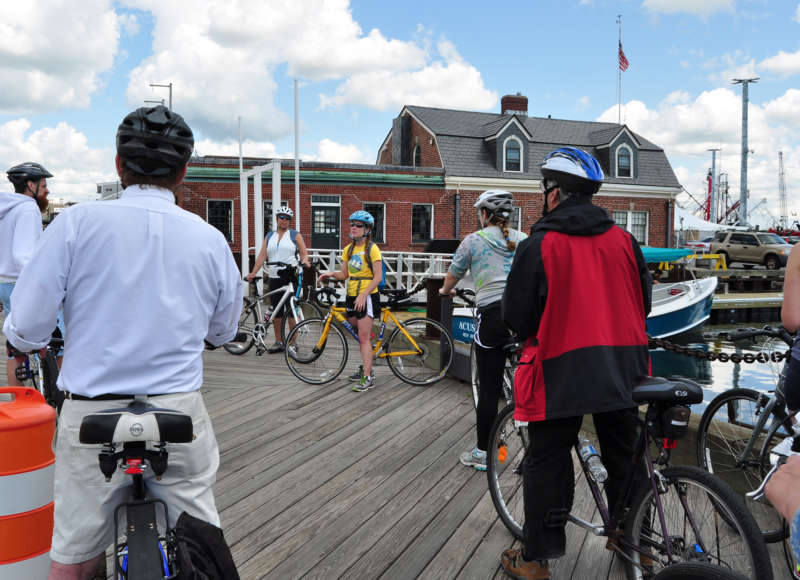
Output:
[577,436,608,483]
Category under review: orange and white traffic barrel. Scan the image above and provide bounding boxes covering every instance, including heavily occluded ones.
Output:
[0,387,56,579]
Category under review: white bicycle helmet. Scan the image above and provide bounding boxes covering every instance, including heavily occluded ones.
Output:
[276,205,294,218]
[474,190,514,220]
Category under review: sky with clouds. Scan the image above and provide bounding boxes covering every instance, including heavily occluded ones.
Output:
[1,0,799,229]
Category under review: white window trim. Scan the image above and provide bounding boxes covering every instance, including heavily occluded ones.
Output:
[206,199,233,243]
[512,206,522,232]
[363,202,386,243]
[412,145,420,167]
[503,135,523,173]
[310,194,341,207]
[614,209,649,245]
[412,203,434,243]
[616,144,633,178]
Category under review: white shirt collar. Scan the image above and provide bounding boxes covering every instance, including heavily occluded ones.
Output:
[120,184,175,203]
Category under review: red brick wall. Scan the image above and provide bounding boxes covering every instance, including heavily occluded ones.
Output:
[376,115,442,168]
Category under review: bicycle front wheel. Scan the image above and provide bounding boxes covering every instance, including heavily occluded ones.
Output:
[385,317,453,386]
[281,298,322,342]
[651,561,751,580]
[487,403,528,540]
[224,298,257,355]
[696,387,791,542]
[284,318,348,384]
[624,465,772,580]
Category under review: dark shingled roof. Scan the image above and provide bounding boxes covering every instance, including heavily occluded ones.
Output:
[404,105,679,188]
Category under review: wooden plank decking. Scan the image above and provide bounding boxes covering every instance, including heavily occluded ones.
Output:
[0,328,792,579]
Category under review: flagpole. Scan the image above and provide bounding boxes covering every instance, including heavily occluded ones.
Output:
[617,15,622,125]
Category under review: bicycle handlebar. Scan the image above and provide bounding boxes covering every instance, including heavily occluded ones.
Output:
[717,325,794,346]
[454,288,476,307]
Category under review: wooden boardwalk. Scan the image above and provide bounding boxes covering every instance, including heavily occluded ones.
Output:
[0,328,792,579]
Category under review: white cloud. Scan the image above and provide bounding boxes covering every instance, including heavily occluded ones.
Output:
[313,139,370,163]
[642,0,734,16]
[122,1,494,140]
[0,119,115,203]
[318,40,496,112]
[599,88,800,227]
[118,12,140,36]
[760,50,800,77]
[0,1,120,113]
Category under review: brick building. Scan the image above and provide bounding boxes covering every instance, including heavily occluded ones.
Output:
[180,93,680,263]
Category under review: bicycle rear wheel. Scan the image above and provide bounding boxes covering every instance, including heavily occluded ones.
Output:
[284,318,348,384]
[224,298,257,355]
[651,561,751,580]
[696,387,791,542]
[281,298,322,341]
[487,403,528,540]
[385,317,453,385]
[624,465,772,580]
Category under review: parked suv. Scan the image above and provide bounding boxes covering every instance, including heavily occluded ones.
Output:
[709,230,792,269]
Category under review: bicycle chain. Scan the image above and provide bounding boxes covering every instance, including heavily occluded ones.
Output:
[648,336,791,364]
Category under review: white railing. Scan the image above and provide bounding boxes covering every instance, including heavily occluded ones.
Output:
[308,249,453,291]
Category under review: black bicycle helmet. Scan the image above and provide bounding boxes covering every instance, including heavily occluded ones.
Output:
[540,147,604,196]
[7,162,53,187]
[116,105,194,176]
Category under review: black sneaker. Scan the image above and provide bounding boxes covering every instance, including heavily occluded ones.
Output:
[348,365,364,381]
[267,341,285,353]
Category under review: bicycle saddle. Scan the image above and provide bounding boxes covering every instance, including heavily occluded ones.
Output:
[631,376,703,405]
[79,400,193,445]
[380,288,407,297]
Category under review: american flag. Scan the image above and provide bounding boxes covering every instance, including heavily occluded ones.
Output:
[619,42,630,72]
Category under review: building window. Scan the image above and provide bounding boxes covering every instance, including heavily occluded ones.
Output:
[413,145,421,167]
[613,210,648,244]
[510,206,522,231]
[207,199,233,242]
[363,203,385,243]
[616,145,632,178]
[264,200,284,235]
[503,136,522,172]
[412,204,433,243]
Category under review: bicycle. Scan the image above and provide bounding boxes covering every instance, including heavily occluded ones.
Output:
[79,398,194,579]
[454,288,517,409]
[695,325,797,543]
[15,334,63,412]
[283,279,454,386]
[487,375,772,579]
[224,262,321,355]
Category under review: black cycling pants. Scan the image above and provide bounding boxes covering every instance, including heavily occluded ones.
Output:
[522,407,643,561]
[474,304,511,451]
[784,356,800,412]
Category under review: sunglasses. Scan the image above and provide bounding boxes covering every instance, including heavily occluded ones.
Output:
[349,222,365,229]
[277,215,291,220]
[542,179,558,195]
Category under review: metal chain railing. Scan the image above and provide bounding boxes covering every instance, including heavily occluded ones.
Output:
[648,335,791,364]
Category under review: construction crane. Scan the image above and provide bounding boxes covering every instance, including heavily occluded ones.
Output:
[779,151,788,231]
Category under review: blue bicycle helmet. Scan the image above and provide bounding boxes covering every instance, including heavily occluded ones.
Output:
[349,210,375,226]
[540,147,604,195]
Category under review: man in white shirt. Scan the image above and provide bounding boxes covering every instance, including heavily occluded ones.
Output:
[4,105,242,579]
[0,162,52,385]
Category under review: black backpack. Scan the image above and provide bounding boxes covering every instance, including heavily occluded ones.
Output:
[174,512,240,580]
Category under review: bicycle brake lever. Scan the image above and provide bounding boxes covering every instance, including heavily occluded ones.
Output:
[746,460,784,501]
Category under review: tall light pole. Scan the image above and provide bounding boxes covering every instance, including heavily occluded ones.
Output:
[149,82,173,111]
[732,77,758,226]
[707,148,720,223]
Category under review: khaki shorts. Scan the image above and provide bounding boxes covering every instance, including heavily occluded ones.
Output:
[50,391,220,564]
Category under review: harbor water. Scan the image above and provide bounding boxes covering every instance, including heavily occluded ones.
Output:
[650,320,789,415]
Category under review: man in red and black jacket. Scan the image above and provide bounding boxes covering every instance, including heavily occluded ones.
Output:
[499,148,651,580]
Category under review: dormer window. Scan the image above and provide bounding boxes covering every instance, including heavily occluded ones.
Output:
[616,145,632,178]
[504,136,522,172]
[413,145,421,167]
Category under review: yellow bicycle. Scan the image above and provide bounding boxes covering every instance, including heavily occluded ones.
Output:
[283,281,454,386]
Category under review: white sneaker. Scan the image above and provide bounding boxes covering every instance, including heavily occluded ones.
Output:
[459,447,487,471]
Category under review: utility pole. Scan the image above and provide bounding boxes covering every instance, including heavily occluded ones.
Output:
[779,151,788,231]
[707,148,720,223]
[732,77,758,227]
[149,82,173,111]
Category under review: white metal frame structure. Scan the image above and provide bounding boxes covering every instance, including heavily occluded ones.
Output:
[240,161,281,290]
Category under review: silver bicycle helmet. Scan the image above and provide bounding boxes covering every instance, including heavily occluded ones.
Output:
[474,190,514,220]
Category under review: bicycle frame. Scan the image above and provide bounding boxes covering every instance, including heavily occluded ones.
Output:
[314,305,423,360]
[567,416,697,567]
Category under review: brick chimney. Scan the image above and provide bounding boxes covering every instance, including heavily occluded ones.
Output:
[501,93,528,116]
